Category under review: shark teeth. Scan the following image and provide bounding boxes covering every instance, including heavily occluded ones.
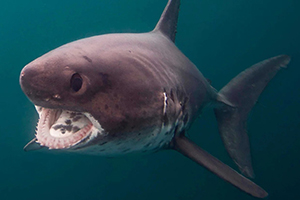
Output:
[84,112,103,131]
[35,106,94,149]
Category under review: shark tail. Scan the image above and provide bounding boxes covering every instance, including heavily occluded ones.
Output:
[172,55,290,198]
[214,55,291,178]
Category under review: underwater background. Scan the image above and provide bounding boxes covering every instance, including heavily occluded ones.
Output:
[0,0,299,199]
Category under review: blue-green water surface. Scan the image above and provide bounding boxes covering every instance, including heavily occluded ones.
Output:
[1,0,299,199]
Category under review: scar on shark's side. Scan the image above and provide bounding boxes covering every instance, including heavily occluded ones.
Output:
[20,0,290,198]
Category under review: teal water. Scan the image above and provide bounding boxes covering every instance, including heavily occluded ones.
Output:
[1,0,299,199]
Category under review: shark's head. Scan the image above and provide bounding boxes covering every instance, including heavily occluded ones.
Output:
[20,40,113,150]
[19,0,186,154]
[19,34,177,153]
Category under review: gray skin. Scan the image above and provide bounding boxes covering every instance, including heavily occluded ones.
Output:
[19,0,290,198]
[20,32,211,138]
[20,32,215,155]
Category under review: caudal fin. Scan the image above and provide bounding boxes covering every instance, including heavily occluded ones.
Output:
[214,55,291,178]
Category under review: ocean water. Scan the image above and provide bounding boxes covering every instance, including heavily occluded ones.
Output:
[1,0,299,199]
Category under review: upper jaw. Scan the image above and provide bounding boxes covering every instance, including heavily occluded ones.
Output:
[34,106,105,150]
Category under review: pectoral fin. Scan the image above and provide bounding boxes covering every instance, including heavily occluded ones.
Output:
[172,135,268,198]
[24,138,44,151]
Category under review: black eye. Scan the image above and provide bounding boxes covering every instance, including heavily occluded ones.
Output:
[70,73,83,92]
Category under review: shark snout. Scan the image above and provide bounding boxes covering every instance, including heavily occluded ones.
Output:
[20,64,38,95]
[20,64,56,105]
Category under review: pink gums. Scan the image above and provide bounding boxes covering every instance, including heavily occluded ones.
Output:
[35,108,93,149]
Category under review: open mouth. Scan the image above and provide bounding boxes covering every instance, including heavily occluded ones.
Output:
[35,106,101,149]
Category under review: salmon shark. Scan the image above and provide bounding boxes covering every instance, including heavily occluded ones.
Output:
[19,0,290,198]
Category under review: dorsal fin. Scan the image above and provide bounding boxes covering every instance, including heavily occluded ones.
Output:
[153,0,181,42]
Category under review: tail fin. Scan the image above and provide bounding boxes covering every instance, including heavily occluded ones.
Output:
[214,55,291,178]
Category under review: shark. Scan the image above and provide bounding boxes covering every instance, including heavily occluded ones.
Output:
[19,0,290,198]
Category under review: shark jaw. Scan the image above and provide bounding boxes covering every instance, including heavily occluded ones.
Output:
[34,106,104,150]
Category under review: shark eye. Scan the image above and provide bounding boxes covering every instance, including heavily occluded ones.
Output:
[70,73,83,92]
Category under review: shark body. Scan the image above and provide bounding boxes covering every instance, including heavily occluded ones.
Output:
[20,0,290,198]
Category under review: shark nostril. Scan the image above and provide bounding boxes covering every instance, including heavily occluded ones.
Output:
[20,71,25,78]
[20,66,36,86]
